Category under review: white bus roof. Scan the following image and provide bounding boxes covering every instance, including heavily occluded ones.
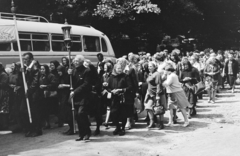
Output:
[0,19,104,36]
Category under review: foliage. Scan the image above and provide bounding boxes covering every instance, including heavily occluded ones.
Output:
[93,0,160,20]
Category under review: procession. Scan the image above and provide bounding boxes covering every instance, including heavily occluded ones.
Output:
[1,0,240,156]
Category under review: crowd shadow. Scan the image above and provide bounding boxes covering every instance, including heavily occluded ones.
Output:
[196,109,212,113]
[215,100,239,104]
[196,105,219,108]
[195,113,223,119]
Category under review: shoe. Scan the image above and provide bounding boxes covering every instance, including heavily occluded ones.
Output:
[183,122,189,127]
[118,130,125,136]
[30,131,42,137]
[113,128,120,135]
[147,123,155,128]
[125,122,131,130]
[94,129,100,136]
[158,122,164,130]
[210,100,215,104]
[84,131,91,141]
[165,122,173,127]
[173,120,177,124]
[75,137,84,141]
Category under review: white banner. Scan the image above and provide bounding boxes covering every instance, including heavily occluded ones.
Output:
[0,25,17,43]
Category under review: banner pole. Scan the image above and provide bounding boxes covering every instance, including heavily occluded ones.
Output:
[12,1,32,123]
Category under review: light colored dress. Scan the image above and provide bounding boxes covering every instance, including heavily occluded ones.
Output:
[163,72,191,109]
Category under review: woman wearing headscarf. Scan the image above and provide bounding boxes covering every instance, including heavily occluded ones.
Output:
[144,61,166,129]
[0,62,9,130]
[50,60,60,78]
[179,59,199,118]
[107,63,133,136]
[163,63,191,127]
[117,57,137,129]
[101,62,113,128]
[61,57,70,72]
[8,62,24,132]
[204,57,220,103]
[39,65,58,129]
[57,65,70,129]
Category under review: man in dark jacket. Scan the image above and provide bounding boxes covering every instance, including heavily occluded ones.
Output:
[224,53,239,93]
[21,52,42,137]
[69,55,92,141]
[96,53,105,78]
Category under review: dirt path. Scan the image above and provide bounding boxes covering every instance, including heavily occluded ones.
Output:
[1,87,240,156]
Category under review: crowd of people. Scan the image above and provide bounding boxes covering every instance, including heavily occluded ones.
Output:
[0,48,239,141]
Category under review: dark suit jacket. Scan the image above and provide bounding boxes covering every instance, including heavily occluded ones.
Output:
[224,60,239,77]
[97,61,105,78]
[72,65,92,105]
[25,66,40,102]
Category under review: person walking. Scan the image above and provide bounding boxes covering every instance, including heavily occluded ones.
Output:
[106,63,134,136]
[69,55,92,141]
[224,53,239,93]
[163,63,191,127]
[20,52,42,137]
[144,61,166,129]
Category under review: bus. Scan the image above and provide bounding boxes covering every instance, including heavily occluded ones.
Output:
[0,12,116,67]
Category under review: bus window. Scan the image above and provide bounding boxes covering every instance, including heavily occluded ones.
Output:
[83,36,100,52]
[101,38,108,52]
[13,41,32,51]
[71,36,82,52]
[52,34,65,51]
[0,43,11,51]
[32,34,49,51]
[52,34,82,52]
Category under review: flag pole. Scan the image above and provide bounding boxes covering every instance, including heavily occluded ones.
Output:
[11,0,32,123]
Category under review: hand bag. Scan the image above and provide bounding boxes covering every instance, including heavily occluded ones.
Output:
[153,100,165,115]
[134,97,142,114]
[235,77,240,85]
[195,81,205,95]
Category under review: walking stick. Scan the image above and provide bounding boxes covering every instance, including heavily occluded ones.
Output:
[62,24,76,133]
[12,1,32,123]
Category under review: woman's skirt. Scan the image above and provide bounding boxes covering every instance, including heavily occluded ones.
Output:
[168,90,191,109]
[228,75,236,87]
[144,91,167,111]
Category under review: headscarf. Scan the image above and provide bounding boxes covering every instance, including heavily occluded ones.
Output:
[116,57,128,72]
[0,62,6,74]
[104,62,113,73]
[112,63,125,76]
[61,57,69,67]
[50,60,60,69]
[12,62,21,74]
[41,64,50,75]
[181,58,192,71]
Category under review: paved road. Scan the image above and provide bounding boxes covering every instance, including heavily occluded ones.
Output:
[1,86,240,156]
